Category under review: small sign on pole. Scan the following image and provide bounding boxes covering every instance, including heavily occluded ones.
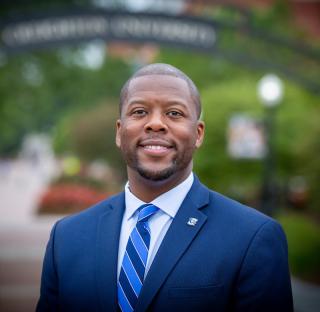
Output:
[227,114,266,159]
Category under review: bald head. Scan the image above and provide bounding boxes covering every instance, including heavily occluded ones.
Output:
[119,63,201,119]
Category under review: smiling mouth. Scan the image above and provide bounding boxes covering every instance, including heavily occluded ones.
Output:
[138,140,174,156]
[143,145,170,151]
[140,145,173,155]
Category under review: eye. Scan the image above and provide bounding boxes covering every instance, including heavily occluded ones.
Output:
[132,109,147,116]
[167,110,183,118]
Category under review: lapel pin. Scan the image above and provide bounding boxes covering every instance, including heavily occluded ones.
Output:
[187,217,198,226]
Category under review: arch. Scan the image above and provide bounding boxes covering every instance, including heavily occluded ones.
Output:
[1,7,319,94]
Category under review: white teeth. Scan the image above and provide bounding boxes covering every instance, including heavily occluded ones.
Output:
[144,145,167,150]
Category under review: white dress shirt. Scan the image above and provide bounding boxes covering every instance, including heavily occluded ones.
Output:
[117,172,194,279]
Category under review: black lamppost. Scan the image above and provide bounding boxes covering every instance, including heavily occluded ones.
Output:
[257,74,283,216]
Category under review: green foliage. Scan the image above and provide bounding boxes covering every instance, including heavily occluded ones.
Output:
[158,48,246,91]
[53,101,126,179]
[188,70,320,212]
[193,75,263,203]
[251,0,291,33]
[0,49,131,156]
[277,212,320,283]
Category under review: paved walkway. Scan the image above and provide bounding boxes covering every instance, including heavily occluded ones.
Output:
[0,159,60,311]
[292,277,320,312]
[0,159,319,311]
[0,218,58,311]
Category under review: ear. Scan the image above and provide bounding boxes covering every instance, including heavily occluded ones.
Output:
[195,120,205,148]
[115,119,121,148]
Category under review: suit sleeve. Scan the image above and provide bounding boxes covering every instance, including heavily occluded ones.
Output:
[36,221,60,312]
[233,220,293,312]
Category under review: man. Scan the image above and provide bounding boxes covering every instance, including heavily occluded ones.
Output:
[37,63,293,312]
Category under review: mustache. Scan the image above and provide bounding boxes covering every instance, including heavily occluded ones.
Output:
[138,135,176,148]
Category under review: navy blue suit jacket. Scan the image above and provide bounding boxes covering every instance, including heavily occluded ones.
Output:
[37,176,293,311]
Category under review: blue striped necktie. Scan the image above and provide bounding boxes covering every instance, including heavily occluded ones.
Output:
[118,204,159,312]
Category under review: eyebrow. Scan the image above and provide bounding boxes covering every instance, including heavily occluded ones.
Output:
[127,99,189,109]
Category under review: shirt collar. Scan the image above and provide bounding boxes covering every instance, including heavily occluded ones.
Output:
[124,172,194,220]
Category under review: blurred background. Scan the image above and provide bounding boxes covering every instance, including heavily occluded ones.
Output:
[0,0,319,311]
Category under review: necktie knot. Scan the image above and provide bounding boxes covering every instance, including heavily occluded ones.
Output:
[137,204,159,223]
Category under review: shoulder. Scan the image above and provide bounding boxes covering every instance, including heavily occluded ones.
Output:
[196,180,284,239]
[192,176,271,223]
[209,189,272,223]
[200,186,288,264]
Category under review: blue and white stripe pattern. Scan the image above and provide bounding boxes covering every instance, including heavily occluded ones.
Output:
[118,204,159,312]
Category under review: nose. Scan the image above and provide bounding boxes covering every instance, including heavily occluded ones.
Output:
[144,112,167,133]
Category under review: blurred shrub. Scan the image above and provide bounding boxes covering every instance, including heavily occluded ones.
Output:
[37,184,109,214]
[277,213,320,284]
[38,157,121,214]
[52,174,107,191]
[53,101,126,180]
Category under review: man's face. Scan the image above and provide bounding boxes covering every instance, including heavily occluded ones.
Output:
[116,74,204,182]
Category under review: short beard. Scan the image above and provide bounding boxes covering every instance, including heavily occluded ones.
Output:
[122,144,179,181]
[136,164,176,181]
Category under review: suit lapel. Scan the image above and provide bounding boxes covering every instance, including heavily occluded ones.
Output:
[135,177,210,312]
[95,193,125,312]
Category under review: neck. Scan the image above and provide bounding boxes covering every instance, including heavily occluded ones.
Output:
[127,166,192,203]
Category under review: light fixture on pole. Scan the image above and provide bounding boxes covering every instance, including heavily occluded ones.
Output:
[258,74,283,107]
[257,73,283,215]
